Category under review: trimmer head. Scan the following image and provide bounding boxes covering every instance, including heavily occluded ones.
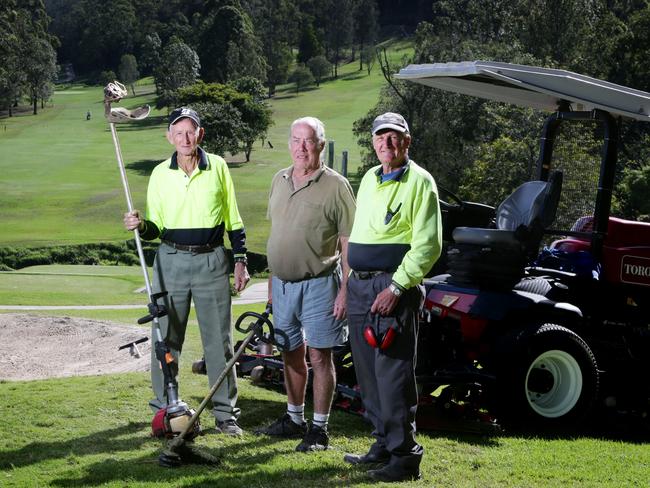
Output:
[159,441,221,468]
[152,403,201,440]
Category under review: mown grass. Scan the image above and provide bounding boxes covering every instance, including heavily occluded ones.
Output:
[0,265,266,307]
[0,42,411,254]
[1,268,649,487]
[2,327,648,487]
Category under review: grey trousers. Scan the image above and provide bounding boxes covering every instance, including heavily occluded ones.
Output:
[347,272,423,470]
[149,243,239,422]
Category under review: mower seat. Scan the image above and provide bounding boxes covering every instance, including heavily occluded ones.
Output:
[452,171,563,255]
[446,172,562,289]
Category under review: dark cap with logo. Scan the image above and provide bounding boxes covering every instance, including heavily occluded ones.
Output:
[168,107,201,129]
[372,112,409,135]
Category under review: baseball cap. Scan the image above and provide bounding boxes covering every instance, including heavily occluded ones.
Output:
[168,107,201,128]
[372,112,409,135]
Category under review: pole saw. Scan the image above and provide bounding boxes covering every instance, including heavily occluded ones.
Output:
[103,81,198,440]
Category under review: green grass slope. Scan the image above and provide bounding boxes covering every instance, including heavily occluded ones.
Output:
[0,42,413,253]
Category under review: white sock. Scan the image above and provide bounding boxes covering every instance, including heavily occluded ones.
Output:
[313,412,329,429]
[287,403,305,425]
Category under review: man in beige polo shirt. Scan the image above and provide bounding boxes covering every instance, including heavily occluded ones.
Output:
[257,116,356,452]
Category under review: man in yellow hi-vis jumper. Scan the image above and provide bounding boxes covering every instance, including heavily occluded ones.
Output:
[124,107,250,436]
[344,112,442,482]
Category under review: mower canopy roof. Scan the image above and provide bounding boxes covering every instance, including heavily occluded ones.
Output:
[396,61,650,122]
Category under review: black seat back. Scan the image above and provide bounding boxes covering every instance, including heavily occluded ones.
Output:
[496,170,563,233]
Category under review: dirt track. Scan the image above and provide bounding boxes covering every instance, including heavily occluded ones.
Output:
[0,314,150,381]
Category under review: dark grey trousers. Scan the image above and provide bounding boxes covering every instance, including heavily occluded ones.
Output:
[347,273,423,470]
[150,243,239,422]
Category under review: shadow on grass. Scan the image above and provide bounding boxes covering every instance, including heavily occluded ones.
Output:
[497,408,650,444]
[127,159,164,176]
[339,73,367,82]
[48,440,371,488]
[0,421,150,470]
[41,399,372,487]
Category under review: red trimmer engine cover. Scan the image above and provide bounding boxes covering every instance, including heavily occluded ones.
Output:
[151,406,201,440]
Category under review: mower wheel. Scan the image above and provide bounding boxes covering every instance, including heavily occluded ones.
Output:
[494,323,599,428]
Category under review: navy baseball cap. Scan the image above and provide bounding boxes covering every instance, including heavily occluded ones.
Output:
[168,107,201,128]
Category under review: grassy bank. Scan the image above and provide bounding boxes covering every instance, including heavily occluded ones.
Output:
[0,42,412,254]
[1,316,647,488]
[1,267,649,486]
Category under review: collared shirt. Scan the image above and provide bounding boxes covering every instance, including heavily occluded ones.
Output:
[141,147,246,256]
[267,164,356,281]
[348,160,442,289]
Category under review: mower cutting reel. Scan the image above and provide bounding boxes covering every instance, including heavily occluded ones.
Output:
[103,80,194,435]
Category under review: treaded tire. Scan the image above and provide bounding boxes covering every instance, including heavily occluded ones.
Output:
[492,323,599,429]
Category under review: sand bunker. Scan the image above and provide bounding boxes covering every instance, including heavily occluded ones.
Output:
[0,314,150,381]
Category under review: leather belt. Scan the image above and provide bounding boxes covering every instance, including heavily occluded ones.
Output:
[350,270,385,280]
[161,240,218,254]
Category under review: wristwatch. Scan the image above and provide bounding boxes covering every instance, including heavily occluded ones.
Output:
[234,255,248,265]
[389,283,403,297]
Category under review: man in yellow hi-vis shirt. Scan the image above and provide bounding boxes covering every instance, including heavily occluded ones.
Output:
[344,112,442,482]
[124,107,250,436]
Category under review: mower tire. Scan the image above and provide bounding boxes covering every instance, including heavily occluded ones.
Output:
[493,323,599,429]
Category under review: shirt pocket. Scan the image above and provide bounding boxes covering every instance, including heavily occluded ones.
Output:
[293,201,324,229]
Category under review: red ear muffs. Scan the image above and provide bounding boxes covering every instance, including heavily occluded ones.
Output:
[363,324,398,350]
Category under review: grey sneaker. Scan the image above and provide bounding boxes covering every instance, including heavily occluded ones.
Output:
[255,413,307,438]
[216,418,243,436]
[295,423,329,452]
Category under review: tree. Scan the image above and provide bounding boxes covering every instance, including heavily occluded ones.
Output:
[289,64,314,93]
[19,6,58,115]
[73,0,137,74]
[307,56,331,86]
[353,0,379,71]
[139,33,161,76]
[0,1,25,116]
[174,81,273,161]
[620,164,650,221]
[198,4,266,83]
[118,54,139,95]
[321,0,354,78]
[361,46,376,75]
[38,80,54,109]
[245,0,297,97]
[297,23,323,64]
[153,38,200,107]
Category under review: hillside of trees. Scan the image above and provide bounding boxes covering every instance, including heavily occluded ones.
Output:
[3,1,650,219]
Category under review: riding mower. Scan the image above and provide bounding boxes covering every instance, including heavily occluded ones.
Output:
[396,61,650,429]
[237,62,650,432]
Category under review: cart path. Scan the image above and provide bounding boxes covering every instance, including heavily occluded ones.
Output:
[0,281,268,310]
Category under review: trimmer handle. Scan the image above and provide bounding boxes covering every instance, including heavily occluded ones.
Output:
[234,302,274,344]
[137,291,169,324]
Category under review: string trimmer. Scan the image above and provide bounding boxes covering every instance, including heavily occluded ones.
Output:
[103,81,198,440]
[159,304,274,467]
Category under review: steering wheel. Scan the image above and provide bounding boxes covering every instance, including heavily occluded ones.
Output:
[438,185,464,209]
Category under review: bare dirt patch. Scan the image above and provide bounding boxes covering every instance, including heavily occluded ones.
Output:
[0,314,150,381]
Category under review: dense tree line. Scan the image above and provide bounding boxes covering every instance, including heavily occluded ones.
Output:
[354,0,650,221]
[0,0,59,115]
[44,0,382,94]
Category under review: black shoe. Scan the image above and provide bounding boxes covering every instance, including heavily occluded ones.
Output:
[295,423,329,452]
[255,413,307,438]
[367,464,421,482]
[216,418,243,436]
[343,451,390,466]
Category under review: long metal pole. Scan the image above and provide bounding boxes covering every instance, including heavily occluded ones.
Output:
[108,118,178,404]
